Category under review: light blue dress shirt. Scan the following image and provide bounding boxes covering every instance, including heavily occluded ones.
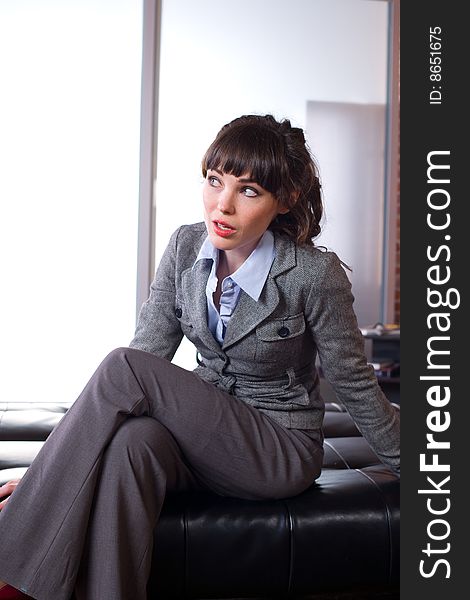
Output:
[194,230,275,344]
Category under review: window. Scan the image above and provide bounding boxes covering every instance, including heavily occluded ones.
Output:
[154,0,391,369]
[0,0,143,404]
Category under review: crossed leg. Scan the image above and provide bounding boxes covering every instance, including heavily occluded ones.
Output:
[0,347,322,600]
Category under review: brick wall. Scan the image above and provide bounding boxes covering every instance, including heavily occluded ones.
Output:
[394,130,400,324]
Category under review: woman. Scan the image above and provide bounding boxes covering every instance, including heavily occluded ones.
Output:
[0,114,400,600]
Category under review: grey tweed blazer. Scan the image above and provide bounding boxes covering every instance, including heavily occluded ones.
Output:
[130,222,400,471]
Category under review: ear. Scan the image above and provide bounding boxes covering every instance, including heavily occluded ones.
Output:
[277,189,300,215]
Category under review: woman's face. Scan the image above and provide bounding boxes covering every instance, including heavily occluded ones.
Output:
[203,169,287,263]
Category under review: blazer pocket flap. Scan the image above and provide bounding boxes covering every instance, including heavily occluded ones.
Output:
[256,314,305,342]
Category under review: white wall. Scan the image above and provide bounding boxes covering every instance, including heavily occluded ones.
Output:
[155,0,389,368]
[307,101,386,327]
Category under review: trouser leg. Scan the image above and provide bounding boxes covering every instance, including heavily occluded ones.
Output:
[74,417,201,600]
[0,347,323,600]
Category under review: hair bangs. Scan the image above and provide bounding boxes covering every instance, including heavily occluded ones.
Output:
[202,126,284,195]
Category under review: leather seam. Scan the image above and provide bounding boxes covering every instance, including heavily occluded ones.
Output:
[183,502,189,599]
[323,439,350,469]
[354,468,394,584]
[283,498,295,597]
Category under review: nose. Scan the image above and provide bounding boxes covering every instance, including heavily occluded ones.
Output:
[217,188,236,215]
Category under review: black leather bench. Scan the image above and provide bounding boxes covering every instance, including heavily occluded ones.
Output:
[0,401,399,599]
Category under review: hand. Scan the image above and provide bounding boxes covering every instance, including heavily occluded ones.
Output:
[0,479,21,511]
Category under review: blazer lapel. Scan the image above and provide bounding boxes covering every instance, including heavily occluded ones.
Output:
[181,259,222,355]
[222,281,279,350]
[222,234,297,350]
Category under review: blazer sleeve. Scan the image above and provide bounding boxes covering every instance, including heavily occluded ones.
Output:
[129,227,184,360]
[306,252,400,472]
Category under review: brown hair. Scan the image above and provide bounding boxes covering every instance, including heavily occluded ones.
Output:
[201,114,323,245]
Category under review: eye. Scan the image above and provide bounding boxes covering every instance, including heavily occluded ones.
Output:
[242,186,259,198]
[208,175,221,187]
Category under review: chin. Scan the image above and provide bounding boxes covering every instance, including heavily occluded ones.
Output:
[209,234,234,250]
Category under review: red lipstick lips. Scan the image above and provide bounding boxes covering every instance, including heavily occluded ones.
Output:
[213,220,236,237]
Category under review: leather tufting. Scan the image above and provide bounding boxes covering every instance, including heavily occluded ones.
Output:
[0,402,399,598]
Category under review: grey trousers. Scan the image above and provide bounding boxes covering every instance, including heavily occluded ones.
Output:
[0,347,323,600]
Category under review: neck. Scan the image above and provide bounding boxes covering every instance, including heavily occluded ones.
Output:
[220,238,261,275]
[216,251,232,280]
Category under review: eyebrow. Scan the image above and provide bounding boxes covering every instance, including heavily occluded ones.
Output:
[238,177,259,185]
[212,168,260,186]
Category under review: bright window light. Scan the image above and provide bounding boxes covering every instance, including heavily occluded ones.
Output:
[0,0,143,404]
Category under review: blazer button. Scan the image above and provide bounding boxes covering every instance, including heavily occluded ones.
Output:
[278,326,290,338]
[175,307,183,318]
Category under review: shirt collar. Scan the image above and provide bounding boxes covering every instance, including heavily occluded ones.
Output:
[194,229,275,301]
